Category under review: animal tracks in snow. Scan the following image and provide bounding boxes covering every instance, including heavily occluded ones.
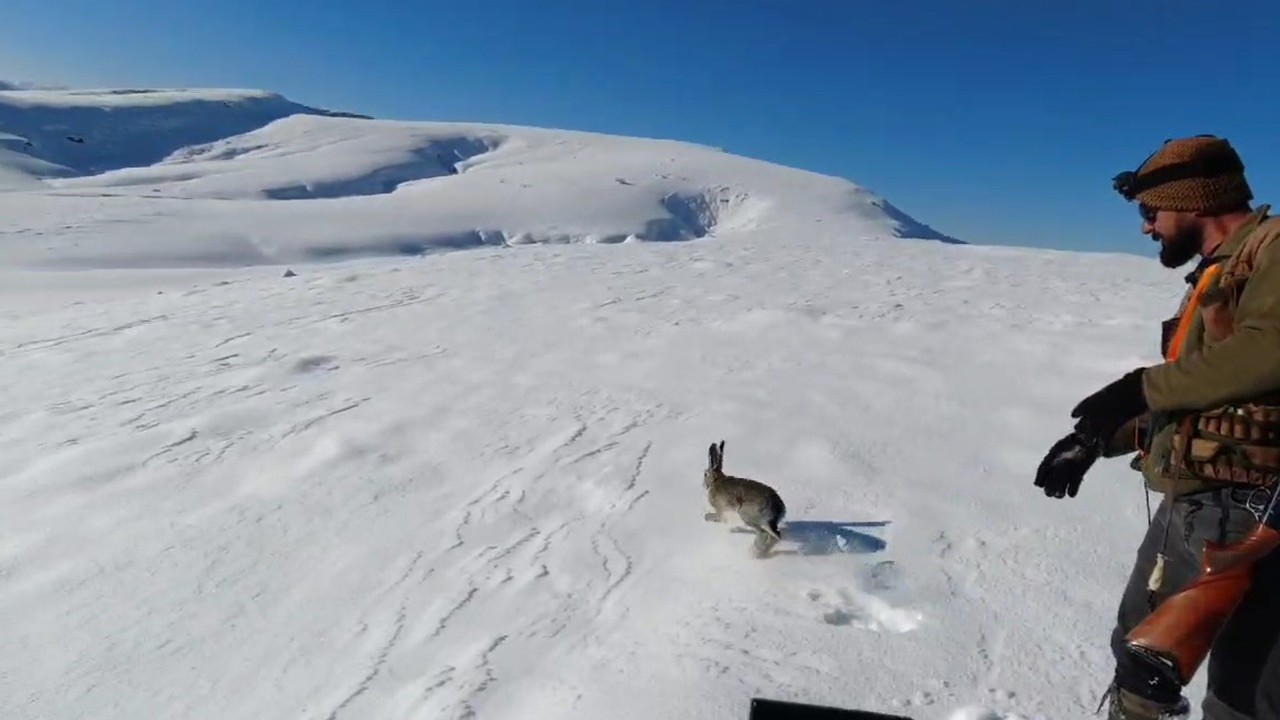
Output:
[805,579,924,634]
[321,399,665,718]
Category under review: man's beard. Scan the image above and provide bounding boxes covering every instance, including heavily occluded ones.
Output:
[1157,224,1203,268]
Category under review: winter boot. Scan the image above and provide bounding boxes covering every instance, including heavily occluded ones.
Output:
[1101,684,1191,720]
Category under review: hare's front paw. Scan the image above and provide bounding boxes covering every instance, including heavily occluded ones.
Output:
[704,511,722,522]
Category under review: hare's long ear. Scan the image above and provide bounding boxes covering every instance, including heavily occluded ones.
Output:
[708,443,717,471]
[717,440,725,469]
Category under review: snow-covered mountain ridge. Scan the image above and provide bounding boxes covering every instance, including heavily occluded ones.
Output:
[0,85,959,269]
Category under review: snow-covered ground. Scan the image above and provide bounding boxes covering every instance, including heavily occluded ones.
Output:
[0,86,1189,720]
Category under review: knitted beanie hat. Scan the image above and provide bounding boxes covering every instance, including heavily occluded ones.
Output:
[1129,135,1252,213]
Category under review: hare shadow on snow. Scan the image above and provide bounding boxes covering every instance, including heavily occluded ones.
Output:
[732,520,889,556]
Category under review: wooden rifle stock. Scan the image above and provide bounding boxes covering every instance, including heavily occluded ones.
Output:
[1122,496,1280,687]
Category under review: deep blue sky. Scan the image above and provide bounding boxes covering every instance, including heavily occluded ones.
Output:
[4,0,1278,254]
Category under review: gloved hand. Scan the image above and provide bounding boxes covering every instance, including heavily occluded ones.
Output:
[1035,368,1149,499]
[1035,431,1100,498]
[1070,368,1149,448]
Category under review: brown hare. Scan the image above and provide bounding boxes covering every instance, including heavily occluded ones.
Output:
[703,440,786,558]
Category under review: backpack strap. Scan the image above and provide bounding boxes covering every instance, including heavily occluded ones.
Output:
[1199,206,1275,335]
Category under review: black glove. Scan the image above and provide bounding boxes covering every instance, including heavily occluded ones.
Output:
[1035,431,1100,498]
[1034,368,1148,500]
[1070,368,1149,447]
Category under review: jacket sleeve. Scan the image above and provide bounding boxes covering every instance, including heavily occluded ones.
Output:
[1102,414,1146,458]
[1143,234,1280,412]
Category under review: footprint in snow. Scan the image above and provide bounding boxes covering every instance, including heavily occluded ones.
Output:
[292,355,339,373]
[806,585,923,634]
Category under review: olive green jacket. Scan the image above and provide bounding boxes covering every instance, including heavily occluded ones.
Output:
[1106,204,1280,495]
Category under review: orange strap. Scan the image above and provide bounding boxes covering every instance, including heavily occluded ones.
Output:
[1165,263,1222,362]
[1135,263,1223,458]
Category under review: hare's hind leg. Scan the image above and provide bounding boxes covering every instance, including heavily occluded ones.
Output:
[750,527,780,558]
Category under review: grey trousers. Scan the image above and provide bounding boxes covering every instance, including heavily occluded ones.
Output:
[1110,488,1280,719]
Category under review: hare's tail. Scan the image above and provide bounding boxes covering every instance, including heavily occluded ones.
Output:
[764,517,782,541]
[769,495,786,540]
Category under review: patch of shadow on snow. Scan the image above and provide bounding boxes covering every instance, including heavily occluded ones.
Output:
[292,355,339,373]
[31,233,279,270]
[262,136,495,200]
[0,92,360,175]
[644,186,768,241]
[782,520,889,556]
[822,608,857,626]
[165,142,273,164]
[300,230,509,261]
